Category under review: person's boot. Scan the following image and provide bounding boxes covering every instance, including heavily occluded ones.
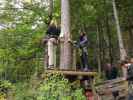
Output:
[83,67,89,72]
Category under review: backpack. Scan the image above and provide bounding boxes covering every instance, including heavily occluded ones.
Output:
[127,64,133,81]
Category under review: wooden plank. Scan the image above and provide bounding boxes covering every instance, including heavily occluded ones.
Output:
[46,70,97,77]
[95,78,126,86]
[95,78,128,95]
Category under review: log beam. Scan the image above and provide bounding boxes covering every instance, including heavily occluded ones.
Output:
[46,70,97,77]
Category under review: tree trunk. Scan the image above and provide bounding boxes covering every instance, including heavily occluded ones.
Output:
[60,0,72,70]
[47,0,53,24]
[112,0,127,61]
[72,47,76,70]
[49,0,53,16]
[105,14,113,64]
[112,0,127,78]
[103,0,113,64]
[127,17,133,56]
[100,21,105,67]
[128,27,133,55]
[96,23,102,76]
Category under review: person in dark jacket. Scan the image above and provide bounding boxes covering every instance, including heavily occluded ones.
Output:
[46,21,60,38]
[105,63,118,80]
[75,31,90,71]
[44,20,60,69]
[127,58,133,100]
[127,58,133,81]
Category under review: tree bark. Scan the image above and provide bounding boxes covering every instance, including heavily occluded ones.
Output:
[127,17,133,55]
[99,21,105,67]
[96,23,102,76]
[105,13,113,64]
[49,0,53,16]
[112,0,127,61]
[128,26,133,55]
[112,0,127,79]
[60,0,72,70]
[47,0,53,24]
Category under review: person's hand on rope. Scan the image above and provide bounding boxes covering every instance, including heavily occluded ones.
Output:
[73,41,80,48]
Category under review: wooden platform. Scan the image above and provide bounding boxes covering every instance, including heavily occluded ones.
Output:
[45,70,97,77]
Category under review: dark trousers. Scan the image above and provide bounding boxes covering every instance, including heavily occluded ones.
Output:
[128,95,133,100]
[128,82,133,100]
[81,52,89,69]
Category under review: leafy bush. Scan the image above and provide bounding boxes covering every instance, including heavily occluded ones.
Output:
[36,73,86,100]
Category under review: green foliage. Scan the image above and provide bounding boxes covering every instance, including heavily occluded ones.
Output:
[0,80,14,93]
[14,82,36,100]
[36,73,86,100]
[13,73,85,100]
[0,0,46,81]
[0,80,14,99]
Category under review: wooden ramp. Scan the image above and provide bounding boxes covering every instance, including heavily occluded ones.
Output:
[45,70,97,77]
[95,78,128,100]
